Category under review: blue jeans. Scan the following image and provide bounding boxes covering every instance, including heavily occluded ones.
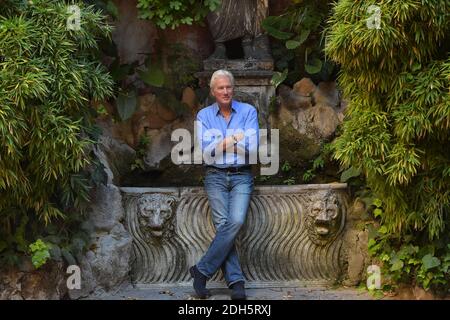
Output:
[196,168,254,287]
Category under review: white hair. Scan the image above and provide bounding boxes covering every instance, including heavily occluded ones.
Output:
[209,69,235,89]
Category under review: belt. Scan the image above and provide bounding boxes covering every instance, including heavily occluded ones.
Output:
[206,165,252,173]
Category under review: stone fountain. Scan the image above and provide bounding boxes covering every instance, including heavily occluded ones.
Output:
[121,184,349,287]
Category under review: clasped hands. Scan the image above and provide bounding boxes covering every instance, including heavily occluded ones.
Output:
[220,132,245,152]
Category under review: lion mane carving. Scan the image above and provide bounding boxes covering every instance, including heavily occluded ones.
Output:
[136,194,176,241]
[305,190,346,246]
[125,193,189,283]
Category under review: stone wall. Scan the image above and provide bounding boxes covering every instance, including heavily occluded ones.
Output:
[271,78,346,166]
[0,261,67,300]
[112,0,291,66]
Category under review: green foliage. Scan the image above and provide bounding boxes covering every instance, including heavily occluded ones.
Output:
[131,134,151,171]
[340,166,362,183]
[326,0,450,292]
[29,239,51,269]
[0,1,113,265]
[283,177,296,185]
[302,143,333,182]
[116,89,138,121]
[270,69,288,89]
[137,0,220,29]
[163,42,202,96]
[146,41,202,117]
[106,39,199,123]
[326,0,450,239]
[84,0,119,19]
[369,220,450,292]
[263,0,336,83]
[281,161,292,173]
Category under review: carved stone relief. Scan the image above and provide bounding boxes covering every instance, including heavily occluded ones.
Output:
[121,184,348,286]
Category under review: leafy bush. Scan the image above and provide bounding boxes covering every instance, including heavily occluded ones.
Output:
[325,0,450,292]
[137,0,220,29]
[29,239,51,269]
[368,200,450,293]
[0,0,113,266]
[263,0,337,84]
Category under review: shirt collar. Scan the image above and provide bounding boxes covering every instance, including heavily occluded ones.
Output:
[214,100,237,116]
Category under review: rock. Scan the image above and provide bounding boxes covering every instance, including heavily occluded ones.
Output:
[142,113,196,169]
[137,112,167,131]
[279,84,312,110]
[143,127,174,168]
[277,103,296,127]
[313,81,340,108]
[341,198,373,287]
[68,253,95,299]
[395,285,415,300]
[181,87,199,114]
[157,103,177,122]
[69,184,133,299]
[138,93,157,113]
[86,184,125,232]
[92,144,114,185]
[303,104,341,139]
[97,135,136,185]
[112,0,156,65]
[412,286,436,300]
[293,78,316,97]
[351,199,367,217]
[338,98,349,113]
[336,98,349,123]
[277,123,322,162]
[105,119,136,147]
[134,96,168,130]
[395,285,442,300]
[85,224,132,291]
[342,229,369,286]
[0,262,68,300]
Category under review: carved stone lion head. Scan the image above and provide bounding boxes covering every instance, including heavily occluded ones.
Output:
[305,190,345,246]
[137,194,176,239]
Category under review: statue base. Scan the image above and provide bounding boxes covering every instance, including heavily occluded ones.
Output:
[203,58,274,72]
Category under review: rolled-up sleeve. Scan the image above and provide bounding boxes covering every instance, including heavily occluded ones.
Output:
[236,107,259,159]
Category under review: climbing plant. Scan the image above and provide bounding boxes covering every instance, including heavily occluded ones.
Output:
[137,0,221,29]
[0,0,113,266]
[263,0,336,85]
[325,0,450,292]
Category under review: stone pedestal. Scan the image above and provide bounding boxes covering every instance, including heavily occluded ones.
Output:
[120,184,349,287]
[196,59,275,128]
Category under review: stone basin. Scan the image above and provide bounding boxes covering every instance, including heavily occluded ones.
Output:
[120,183,349,288]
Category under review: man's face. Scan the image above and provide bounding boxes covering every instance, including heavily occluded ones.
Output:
[211,76,233,106]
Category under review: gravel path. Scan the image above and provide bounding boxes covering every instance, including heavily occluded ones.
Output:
[89,284,375,300]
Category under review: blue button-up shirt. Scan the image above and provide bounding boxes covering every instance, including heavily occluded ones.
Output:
[196,100,259,168]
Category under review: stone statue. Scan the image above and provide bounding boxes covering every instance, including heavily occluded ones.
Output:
[137,194,176,240]
[305,191,345,246]
[207,0,272,60]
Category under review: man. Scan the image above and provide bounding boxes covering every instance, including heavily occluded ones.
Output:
[190,70,259,300]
